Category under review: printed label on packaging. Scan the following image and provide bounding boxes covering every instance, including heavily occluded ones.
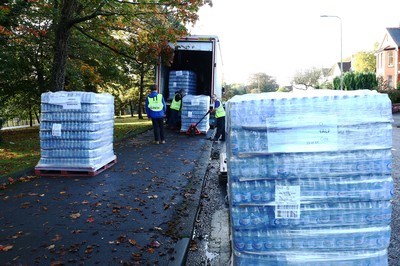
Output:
[52,123,62,137]
[275,185,300,219]
[48,93,81,110]
[63,96,81,110]
[267,115,338,153]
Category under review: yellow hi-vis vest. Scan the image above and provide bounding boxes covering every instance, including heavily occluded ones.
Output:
[170,97,181,111]
[215,100,226,118]
[148,94,163,111]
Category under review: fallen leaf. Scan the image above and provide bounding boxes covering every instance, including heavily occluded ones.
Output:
[47,244,55,250]
[52,234,62,241]
[148,195,158,199]
[149,241,161,248]
[86,217,95,223]
[85,246,93,254]
[0,244,14,251]
[128,239,137,246]
[146,247,155,253]
[50,261,65,266]
[70,213,81,219]
[132,252,142,258]
[7,177,14,184]
[59,191,66,194]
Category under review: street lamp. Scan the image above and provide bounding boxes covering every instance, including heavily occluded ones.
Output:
[320,15,343,91]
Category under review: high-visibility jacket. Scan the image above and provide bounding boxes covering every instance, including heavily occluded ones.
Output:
[170,96,182,111]
[148,94,164,111]
[215,99,226,118]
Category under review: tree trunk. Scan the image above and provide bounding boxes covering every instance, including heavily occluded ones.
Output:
[51,0,78,91]
[129,101,134,117]
[138,66,145,120]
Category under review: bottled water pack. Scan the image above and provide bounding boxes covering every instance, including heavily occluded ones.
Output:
[225,90,394,265]
[168,70,197,99]
[180,95,210,133]
[36,91,116,171]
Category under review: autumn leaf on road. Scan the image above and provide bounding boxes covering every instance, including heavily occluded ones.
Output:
[0,244,14,251]
[86,216,95,223]
[128,239,137,246]
[149,241,161,248]
[70,213,81,219]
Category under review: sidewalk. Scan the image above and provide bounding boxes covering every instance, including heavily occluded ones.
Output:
[0,129,213,265]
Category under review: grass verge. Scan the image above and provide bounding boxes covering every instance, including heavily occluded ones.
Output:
[0,115,152,181]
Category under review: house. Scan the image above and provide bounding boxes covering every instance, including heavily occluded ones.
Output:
[326,61,352,83]
[376,27,400,89]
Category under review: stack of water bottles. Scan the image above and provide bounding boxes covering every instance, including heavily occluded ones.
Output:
[225,90,393,265]
[180,95,210,134]
[168,70,197,99]
[35,91,116,173]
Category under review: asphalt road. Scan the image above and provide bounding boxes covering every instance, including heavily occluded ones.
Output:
[0,129,213,265]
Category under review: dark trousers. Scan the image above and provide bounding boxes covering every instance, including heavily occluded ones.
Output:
[152,118,165,141]
[167,109,180,129]
[214,116,225,141]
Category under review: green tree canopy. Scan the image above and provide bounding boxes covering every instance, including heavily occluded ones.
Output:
[247,72,278,93]
[353,51,376,72]
[292,67,322,89]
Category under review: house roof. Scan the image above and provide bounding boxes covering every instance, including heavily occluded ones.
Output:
[386,27,400,47]
[337,61,352,72]
[328,61,351,76]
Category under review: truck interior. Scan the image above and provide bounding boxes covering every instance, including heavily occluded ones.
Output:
[167,49,213,99]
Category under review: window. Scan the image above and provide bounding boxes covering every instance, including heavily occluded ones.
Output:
[388,51,394,67]
[388,75,393,88]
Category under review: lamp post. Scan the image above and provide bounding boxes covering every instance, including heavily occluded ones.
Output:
[320,15,343,91]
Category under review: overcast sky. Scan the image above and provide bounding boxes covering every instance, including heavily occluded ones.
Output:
[188,0,400,85]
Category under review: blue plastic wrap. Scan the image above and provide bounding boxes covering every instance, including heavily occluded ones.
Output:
[36,91,116,172]
[225,90,393,265]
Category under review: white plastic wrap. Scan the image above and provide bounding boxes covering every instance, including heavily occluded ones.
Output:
[36,91,116,173]
[225,90,393,265]
[168,70,197,99]
[233,249,388,266]
[180,95,210,133]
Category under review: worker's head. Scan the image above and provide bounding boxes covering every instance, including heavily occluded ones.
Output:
[151,85,157,92]
[211,94,217,101]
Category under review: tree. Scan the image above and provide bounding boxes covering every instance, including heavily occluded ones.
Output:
[353,51,376,72]
[223,83,246,100]
[247,72,278,93]
[50,0,210,92]
[292,67,322,89]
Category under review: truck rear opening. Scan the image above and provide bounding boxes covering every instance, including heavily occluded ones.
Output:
[167,49,213,99]
[156,36,222,102]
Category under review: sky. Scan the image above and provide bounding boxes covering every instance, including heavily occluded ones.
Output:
[188,0,400,86]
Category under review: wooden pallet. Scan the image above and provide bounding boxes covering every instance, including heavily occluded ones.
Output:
[35,159,117,177]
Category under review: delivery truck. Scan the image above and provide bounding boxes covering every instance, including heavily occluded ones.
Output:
[155,35,223,103]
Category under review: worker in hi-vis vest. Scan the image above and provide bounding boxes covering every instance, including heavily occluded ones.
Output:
[209,94,225,142]
[167,89,184,130]
[145,85,166,144]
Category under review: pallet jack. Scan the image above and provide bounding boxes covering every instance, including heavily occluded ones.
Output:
[185,110,210,136]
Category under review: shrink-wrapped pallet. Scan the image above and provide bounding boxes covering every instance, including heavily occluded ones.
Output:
[226,90,393,265]
[35,91,116,175]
